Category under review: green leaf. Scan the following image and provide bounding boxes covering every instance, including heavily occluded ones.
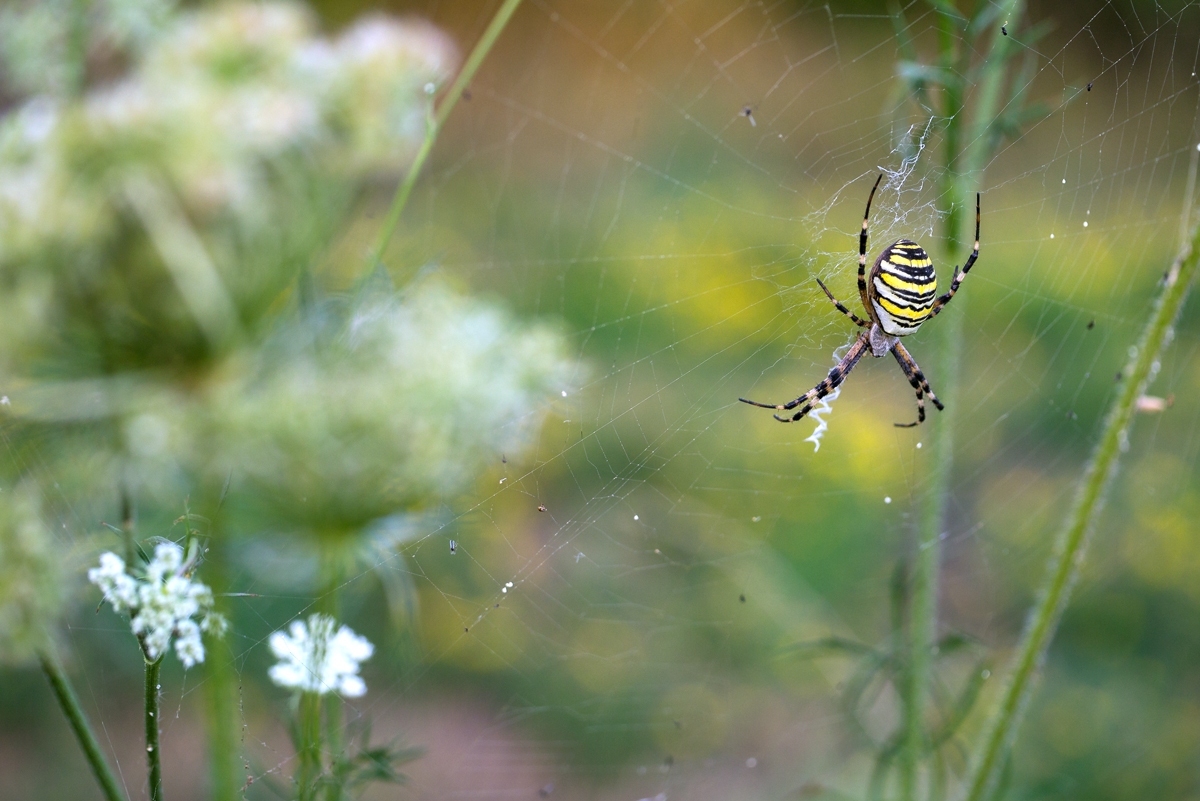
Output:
[777,635,877,659]
[929,658,991,750]
[840,649,895,747]
[933,632,979,659]
[897,60,959,90]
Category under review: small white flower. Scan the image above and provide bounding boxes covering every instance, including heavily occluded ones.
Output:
[88,552,140,611]
[174,619,203,668]
[146,542,183,581]
[268,613,374,697]
[87,541,223,666]
[201,610,228,636]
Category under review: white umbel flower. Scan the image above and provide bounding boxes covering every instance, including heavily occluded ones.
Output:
[268,614,373,697]
[88,552,139,611]
[88,542,225,667]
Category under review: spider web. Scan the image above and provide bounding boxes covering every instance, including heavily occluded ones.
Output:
[23,1,1200,799]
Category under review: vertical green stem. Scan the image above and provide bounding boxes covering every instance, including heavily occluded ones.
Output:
[120,486,137,568]
[900,11,965,798]
[367,0,527,272]
[297,692,323,801]
[903,3,1022,797]
[207,638,239,801]
[323,694,343,801]
[963,220,1200,799]
[145,657,164,801]
[39,647,128,801]
[194,495,239,801]
[319,545,343,800]
[205,535,239,801]
[66,0,91,98]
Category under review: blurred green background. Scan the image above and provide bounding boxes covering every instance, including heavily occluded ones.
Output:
[1,0,1199,799]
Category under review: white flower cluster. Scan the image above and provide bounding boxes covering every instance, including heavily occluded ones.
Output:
[205,280,577,530]
[268,614,373,697]
[88,543,226,667]
[0,1,457,262]
[0,0,177,97]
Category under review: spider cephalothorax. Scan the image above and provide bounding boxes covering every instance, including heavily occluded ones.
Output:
[741,174,981,427]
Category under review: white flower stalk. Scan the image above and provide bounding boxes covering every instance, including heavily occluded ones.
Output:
[88,542,226,667]
[268,614,373,697]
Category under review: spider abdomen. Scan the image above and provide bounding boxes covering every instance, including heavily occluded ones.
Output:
[869,239,937,336]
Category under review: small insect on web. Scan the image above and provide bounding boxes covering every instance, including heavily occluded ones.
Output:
[740,174,982,429]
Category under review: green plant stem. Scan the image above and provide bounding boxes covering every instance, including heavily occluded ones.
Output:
[319,547,343,801]
[207,639,239,801]
[899,10,966,798]
[67,0,91,98]
[901,4,1022,797]
[145,656,164,801]
[39,647,127,801]
[324,694,342,801]
[367,0,526,271]
[120,486,137,567]
[297,692,323,801]
[204,532,240,801]
[963,218,1200,800]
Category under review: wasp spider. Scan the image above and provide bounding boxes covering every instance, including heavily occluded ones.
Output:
[741,174,981,427]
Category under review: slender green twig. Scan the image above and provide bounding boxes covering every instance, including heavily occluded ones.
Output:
[120,486,138,568]
[898,3,1022,796]
[320,551,344,801]
[207,638,240,801]
[145,656,164,801]
[191,495,240,801]
[898,15,966,801]
[324,693,343,801]
[205,544,240,801]
[368,0,526,272]
[39,648,128,801]
[66,0,91,98]
[297,691,323,801]
[963,217,1200,801]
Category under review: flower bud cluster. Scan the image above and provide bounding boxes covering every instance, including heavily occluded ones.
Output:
[88,542,226,667]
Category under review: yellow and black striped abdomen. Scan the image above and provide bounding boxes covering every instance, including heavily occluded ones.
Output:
[869,239,937,336]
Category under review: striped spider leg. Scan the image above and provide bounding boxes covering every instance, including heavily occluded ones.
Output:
[890,340,943,427]
[741,175,982,430]
[857,173,884,312]
[810,277,942,427]
[925,192,981,321]
[816,277,869,328]
[739,331,871,422]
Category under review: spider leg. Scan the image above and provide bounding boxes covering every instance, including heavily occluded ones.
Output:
[926,192,981,321]
[739,333,870,422]
[815,278,869,327]
[858,174,883,313]
[890,340,944,427]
